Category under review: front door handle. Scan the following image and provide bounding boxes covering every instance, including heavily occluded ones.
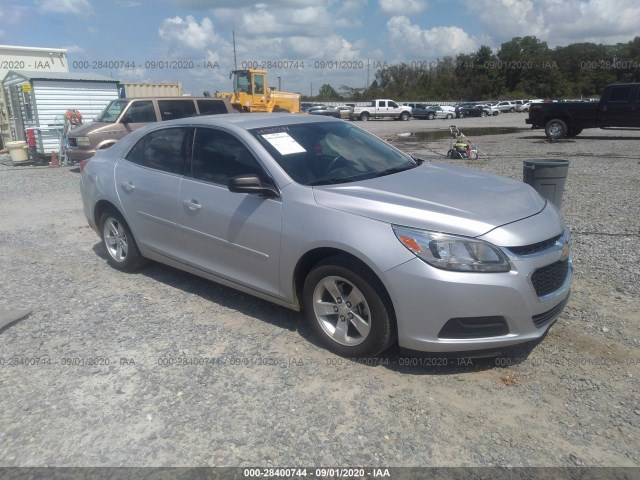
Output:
[121,181,135,192]
[183,199,202,211]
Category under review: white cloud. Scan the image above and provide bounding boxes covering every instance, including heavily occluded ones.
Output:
[171,0,322,8]
[285,35,362,60]
[335,18,363,28]
[215,5,333,37]
[379,0,427,14]
[337,0,368,15]
[158,16,226,51]
[387,16,479,60]
[116,1,141,7]
[462,0,639,47]
[36,0,93,15]
[63,44,84,54]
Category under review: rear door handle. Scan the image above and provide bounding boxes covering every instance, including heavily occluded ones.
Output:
[183,199,202,211]
[121,181,135,192]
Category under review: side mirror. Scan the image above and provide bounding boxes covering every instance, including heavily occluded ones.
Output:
[228,174,279,198]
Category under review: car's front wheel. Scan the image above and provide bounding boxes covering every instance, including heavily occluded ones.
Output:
[400,111,410,121]
[446,113,453,119]
[99,209,147,271]
[303,256,396,357]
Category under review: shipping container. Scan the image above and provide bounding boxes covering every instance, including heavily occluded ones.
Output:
[119,82,183,98]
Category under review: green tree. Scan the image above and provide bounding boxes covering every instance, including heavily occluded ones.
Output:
[317,84,340,100]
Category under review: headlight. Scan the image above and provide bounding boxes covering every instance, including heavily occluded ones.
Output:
[393,226,511,273]
[76,137,91,147]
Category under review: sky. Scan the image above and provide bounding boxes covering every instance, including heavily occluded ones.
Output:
[1,0,638,96]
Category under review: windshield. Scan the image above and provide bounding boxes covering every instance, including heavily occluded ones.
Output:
[250,121,417,186]
[95,100,128,123]
[233,71,251,93]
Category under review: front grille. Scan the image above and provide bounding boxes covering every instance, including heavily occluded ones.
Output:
[532,294,570,328]
[68,138,77,147]
[508,234,562,256]
[531,259,569,297]
[438,316,509,339]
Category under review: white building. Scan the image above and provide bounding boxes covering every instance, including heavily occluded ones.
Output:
[3,71,119,155]
[0,44,70,148]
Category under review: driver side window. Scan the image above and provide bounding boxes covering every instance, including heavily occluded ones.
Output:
[191,128,266,186]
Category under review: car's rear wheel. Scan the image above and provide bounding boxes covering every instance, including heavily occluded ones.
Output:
[481,111,487,117]
[360,112,369,121]
[99,209,146,271]
[545,119,568,140]
[303,256,395,357]
[427,112,435,120]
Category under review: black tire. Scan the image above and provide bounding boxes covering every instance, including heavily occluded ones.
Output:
[360,112,369,121]
[427,112,435,120]
[481,111,487,117]
[545,118,568,140]
[509,107,515,112]
[446,113,454,119]
[493,111,499,116]
[400,111,410,121]
[566,127,583,138]
[303,256,396,357]
[458,112,466,119]
[447,149,463,159]
[99,208,147,271]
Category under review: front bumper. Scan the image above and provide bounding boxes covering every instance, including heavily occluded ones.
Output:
[383,231,572,352]
[67,147,96,162]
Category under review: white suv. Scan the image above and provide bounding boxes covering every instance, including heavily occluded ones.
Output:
[496,101,516,113]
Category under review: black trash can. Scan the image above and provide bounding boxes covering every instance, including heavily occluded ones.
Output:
[523,159,570,209]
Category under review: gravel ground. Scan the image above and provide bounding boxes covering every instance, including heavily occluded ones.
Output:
[0,112,638,468]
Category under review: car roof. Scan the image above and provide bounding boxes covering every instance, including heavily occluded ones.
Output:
[167,112,342,130]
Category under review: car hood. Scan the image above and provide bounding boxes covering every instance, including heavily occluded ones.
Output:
[312,163,546,237]
[66,121,113,137]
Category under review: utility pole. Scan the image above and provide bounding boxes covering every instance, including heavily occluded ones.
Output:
[233,30,237,70]
[278,76,281,91]
[366,58,369,90]
[310,82,313,97]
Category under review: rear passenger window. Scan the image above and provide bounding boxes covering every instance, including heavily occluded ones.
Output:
[608,86,632,102]
[197,100,229,115]
[191,128,265,186]
[125,127,187,174]
[123,101,156,123]
[158,100,197,121]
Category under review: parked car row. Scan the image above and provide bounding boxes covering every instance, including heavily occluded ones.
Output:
[407,104,456,120]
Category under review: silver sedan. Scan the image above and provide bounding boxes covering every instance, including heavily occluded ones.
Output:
[80,113,572,357]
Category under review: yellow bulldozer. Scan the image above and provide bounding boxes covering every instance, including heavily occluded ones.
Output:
[216,69,300,113]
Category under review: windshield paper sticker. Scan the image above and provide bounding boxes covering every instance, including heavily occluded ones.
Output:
[262,132,306,155]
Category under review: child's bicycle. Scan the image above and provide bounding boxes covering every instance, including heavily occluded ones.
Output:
[447,125,478,159]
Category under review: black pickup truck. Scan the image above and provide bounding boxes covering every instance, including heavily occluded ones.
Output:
[526,83,640,139]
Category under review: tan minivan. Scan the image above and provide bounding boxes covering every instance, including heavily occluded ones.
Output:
[67,97,235,162]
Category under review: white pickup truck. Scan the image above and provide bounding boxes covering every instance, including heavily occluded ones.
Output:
[351,99,412,121]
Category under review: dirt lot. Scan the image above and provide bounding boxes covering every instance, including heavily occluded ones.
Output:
[0,112,638,468]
